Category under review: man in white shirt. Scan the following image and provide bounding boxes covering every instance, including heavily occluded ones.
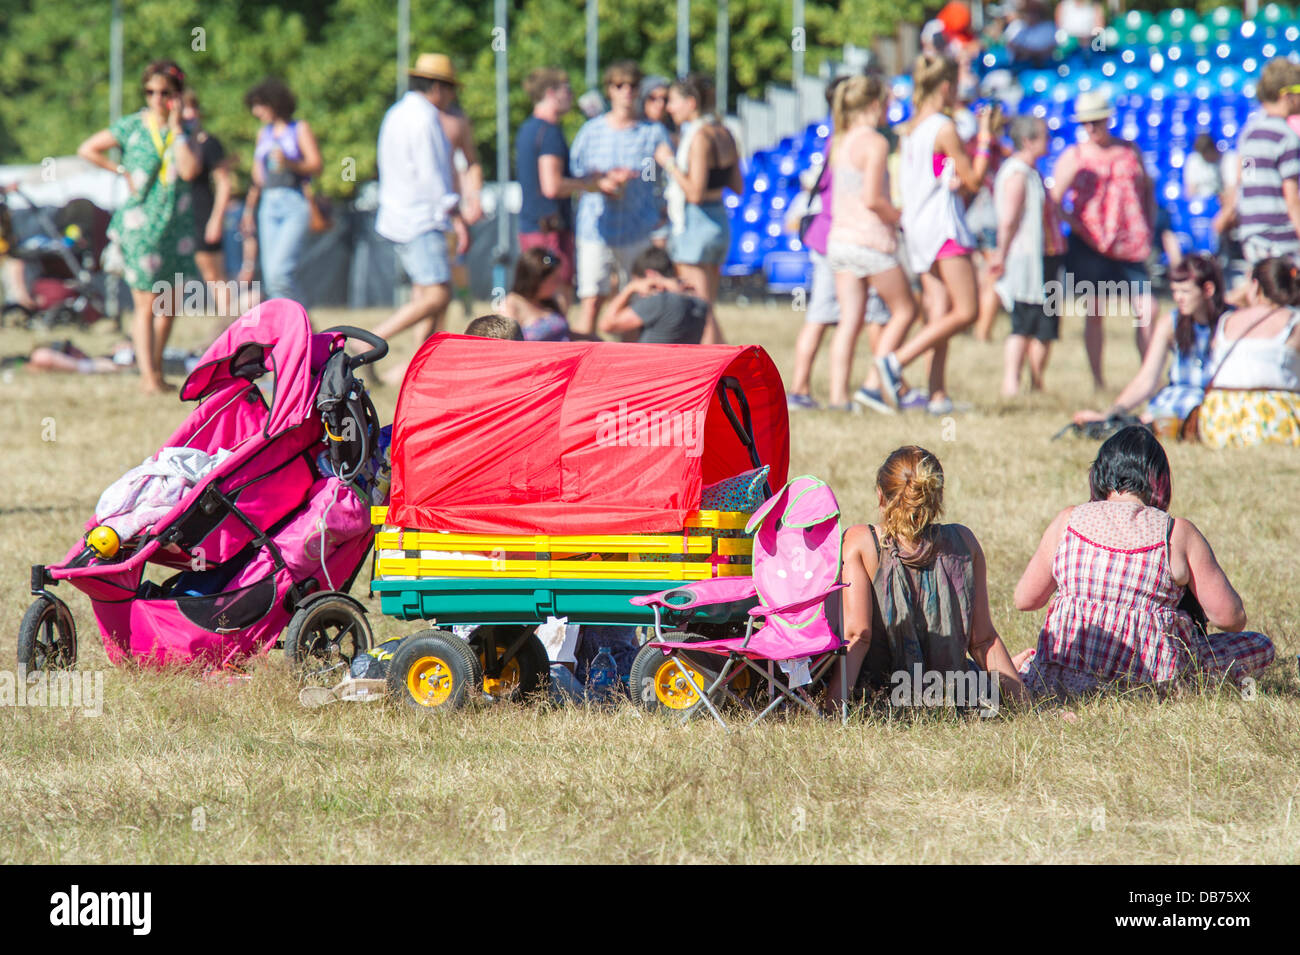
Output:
[373,53,471,379]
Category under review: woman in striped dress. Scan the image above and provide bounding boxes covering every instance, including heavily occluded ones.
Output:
[1013,426,1274,699]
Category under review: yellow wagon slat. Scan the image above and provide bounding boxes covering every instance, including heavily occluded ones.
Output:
[372,506,750,531]
[375,556,715,581]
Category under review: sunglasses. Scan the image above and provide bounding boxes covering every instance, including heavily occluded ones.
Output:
[143,87,174,99]
[609,81,636,91]
[1282,84,1300,95]
[645,93,667,103]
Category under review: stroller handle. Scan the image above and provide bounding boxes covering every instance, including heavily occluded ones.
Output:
[323,325,389,369]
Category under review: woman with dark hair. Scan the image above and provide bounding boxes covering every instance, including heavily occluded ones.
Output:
[499,247,572,341]
[1073,252,1226,432]
[655,73,743,305]
[240,78,322,304]
[827,446,1027,708]
[77,59,199,393]
[1199,256,1300,447]
[1014,426,1274,699]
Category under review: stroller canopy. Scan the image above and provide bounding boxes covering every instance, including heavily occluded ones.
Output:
[388,335,790,535]
[180,299,334,438]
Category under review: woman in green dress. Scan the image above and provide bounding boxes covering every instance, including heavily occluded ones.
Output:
[79,59,199,393]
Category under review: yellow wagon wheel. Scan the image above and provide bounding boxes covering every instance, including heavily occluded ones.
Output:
[652,656,707,710]
[387,631,477,712]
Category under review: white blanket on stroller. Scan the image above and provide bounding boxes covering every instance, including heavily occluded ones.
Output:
[95,447,233,541]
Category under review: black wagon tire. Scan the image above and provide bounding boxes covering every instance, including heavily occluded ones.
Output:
[18,596,77,675]
[469,626,550,701]
[387,630,480,712]
[283,594,373,685]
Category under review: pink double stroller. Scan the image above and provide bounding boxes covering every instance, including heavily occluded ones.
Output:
[628,475,848,728]
[20,299,388,679]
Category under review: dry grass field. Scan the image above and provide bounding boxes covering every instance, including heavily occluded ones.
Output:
[1,299,1298,864]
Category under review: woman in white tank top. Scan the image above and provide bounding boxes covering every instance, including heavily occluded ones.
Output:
[875,54,993,416]
[822,75,918,413]
[1199,257,1300,448]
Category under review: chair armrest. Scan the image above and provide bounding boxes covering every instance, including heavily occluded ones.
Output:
[630,576,758,611]
[749,582,847,618]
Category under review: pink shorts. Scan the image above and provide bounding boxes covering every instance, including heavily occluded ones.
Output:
[936,238,973,260]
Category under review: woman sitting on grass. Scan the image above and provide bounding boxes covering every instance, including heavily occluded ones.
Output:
[1013,426,1274,698]
[498,247,573,341]
[827,446,1027,708]
[1072,252,1225,433]
[1198,257,1300,448]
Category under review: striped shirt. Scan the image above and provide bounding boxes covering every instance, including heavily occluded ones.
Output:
[569,114,670,246]
[1236,113,1300,250]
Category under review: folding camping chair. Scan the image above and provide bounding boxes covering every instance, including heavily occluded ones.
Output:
[630,475,848,729]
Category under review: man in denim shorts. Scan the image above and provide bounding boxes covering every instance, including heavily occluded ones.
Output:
[373,53,471,380]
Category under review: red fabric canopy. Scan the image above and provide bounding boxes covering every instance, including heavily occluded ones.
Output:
[387,335,790,535]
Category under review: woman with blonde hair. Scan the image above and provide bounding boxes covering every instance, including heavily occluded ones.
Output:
[823,75,918,412]
[875,54,995,416]
[828,446,1026,707]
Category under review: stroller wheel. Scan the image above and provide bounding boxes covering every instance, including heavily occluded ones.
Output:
[284,595,373,686]
[470,626,549,701]
[387,630,480,712]
[18,596,77,677]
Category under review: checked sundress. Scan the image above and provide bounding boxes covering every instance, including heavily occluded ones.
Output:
[1019,500,1274,698]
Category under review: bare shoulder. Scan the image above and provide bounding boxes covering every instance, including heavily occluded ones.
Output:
[843,524,880,574]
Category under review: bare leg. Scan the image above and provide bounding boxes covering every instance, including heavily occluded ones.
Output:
[1002,333,1028,397]
[893,256,977,370]
[1133,286,1159,360]
[828,271,867,406]
[194,250,232,342]
[869,266,919,368]
[575,294,606,338]
[373,283,451,384]
[131,288,167,393]
[372,282,451,342]
[862,323,882,390]
[1027,338,1051,390]
[790,322,830,395]
[975,268,1001,341]
[1084,313,1105,390]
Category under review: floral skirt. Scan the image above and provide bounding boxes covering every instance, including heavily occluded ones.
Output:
[1199,389,1300,448]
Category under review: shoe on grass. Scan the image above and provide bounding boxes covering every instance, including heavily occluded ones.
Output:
[875,353,903,406]
[927,395,956,415]
[898,389,930,411]
[787,392,820,411]
[852,386,896,414]
[824,401,859,413]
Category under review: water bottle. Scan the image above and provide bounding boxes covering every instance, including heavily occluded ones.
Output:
[587,647,617,700]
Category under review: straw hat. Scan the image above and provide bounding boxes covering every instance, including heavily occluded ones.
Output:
[1072,89,1114,123]
[409,53,459,86]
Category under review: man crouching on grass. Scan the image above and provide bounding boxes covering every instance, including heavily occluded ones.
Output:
[597,247,724,344]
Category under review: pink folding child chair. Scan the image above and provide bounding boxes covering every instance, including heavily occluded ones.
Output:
[629,474,848,728]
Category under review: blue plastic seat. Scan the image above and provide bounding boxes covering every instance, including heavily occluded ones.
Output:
[763,251,812,293]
